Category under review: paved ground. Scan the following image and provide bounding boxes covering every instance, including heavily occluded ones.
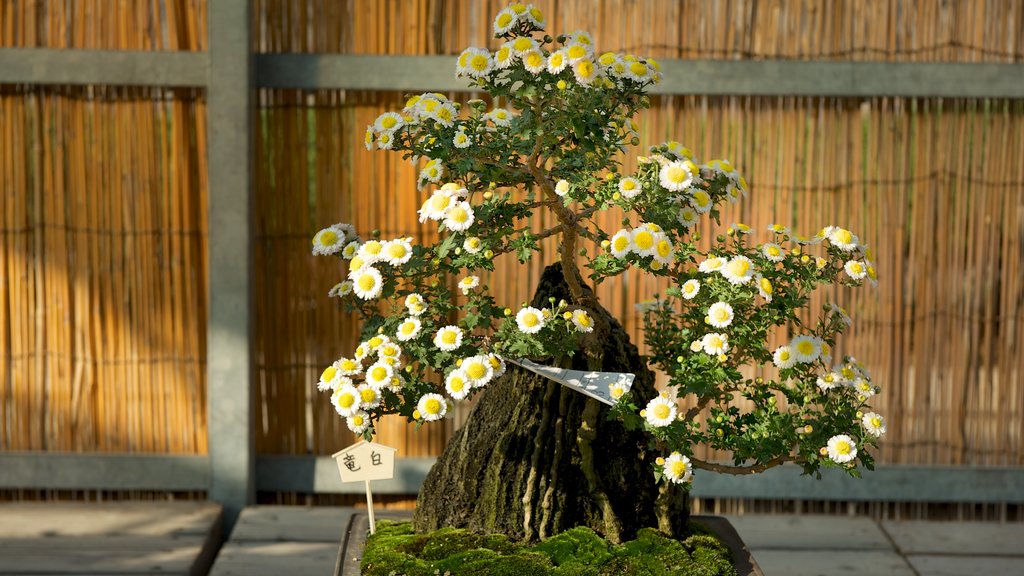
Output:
[4,503,1021,575]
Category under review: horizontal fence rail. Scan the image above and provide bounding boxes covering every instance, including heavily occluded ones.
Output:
[3,453,1024,504]
[3,49,1024,98]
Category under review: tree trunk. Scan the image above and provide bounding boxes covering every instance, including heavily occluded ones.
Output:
[413,263,689,543]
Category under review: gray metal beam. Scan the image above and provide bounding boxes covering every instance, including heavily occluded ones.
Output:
[256,456,434,494]
[0,452,208,491]
[0,48,207,87]
[255,54,1024,98]
[206,0,254,534]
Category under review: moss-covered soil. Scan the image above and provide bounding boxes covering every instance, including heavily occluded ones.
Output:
[361,521,737,576]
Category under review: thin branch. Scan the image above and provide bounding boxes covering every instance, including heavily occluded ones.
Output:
[689,455,794,475]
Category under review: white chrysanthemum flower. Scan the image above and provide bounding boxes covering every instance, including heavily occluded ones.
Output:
[698,256,726,274]
[522,49,546,74]
[826,434,858,464]
[721,256,755,285]
[653,236,674,265]
[328,281,352,298]
[385,374,404,393]
[377,342,402,362]
[331,383,360,417]
[609,381,631,401]
[702,332,729,355]
[406,293,427,316]
[364,362,393,388]
[816,371,842,391]
[705,302,734,328]
[509,36,538,55]
[312,226,346,256]
[341,241,360,260]
[493,8,518,35]
[756,275,774,302]
[443,201,475,232]
[375,131,394,150]
[565,42,591,63]
[373,111,403,133]
[418,190,454,222]
[689,340,703,352]
[350,266,384,300]
[382,238,413,266]
[419,159,445,183]
[681,279,701,300]
[644,395,677,427]
[417,393,448,422]
[828,227,859,252]
[609,229,631,258]
[433,325,464,352]
[617,176,641,199]
[357,383,382,409]
[459,275,480,294]
[662,452,693,484]
[461,355,494,387]
[347,411,370,435]
[463,236,483,254]
[772,345,796,369]
[318,362,341,392]
[790,335,822,363]
[687,189,712,214]
[445,370,471,400]
[453,131,472,149]
[678,206,699,228]
[337,357,361,377]
[487,108,513,127]
[572,310,595,333]
[862,412,886,437]
[762,243,786,263]
[625,59,653,83]
[488,353,506,378]
[852,377,876,398]
[396,317,422,342]
[546,49,569,74]
[659,161,693,192]
[365,334,389,351]
[516,306,545,334]
[844,260,867,280]
[523,4,545,27]
[356,239,385,263]
[494,43,515,69]
[554,179,571,197]
[572,59,599,86]
[630,227,657,257]
[353,343,371,361]
[767,223,790,235]
[364,125,375,151]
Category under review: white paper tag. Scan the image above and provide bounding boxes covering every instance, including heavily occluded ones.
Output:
[332,440,397,483]
[507,358,634,406]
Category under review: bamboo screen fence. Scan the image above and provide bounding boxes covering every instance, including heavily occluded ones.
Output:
[2,1,1023,501]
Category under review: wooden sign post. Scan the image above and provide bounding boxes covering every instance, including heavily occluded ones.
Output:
[332,441,397,534]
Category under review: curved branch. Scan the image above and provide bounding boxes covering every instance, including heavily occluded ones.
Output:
[689,455,795,475]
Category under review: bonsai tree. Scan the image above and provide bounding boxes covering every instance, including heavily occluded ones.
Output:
[312,3,884,544]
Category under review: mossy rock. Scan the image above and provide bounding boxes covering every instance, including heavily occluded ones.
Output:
[361,521,736,576]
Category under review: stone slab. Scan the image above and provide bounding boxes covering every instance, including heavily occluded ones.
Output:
[228,506,352,543]
[208,541,340,576]
[907,554,1024,576]
[882,520,1024,556]
[0,502,222,575]
[726,514,893,550]
[750,550,916,576]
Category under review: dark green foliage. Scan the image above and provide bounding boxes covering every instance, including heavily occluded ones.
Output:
[361,521,736,576]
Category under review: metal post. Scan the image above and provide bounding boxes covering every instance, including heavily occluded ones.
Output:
[207,0,254,534]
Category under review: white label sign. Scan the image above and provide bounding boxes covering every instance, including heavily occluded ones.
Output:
[332,441,397,483]
[507,358,634,406]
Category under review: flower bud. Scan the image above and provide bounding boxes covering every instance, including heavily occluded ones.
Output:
[557,80,567,90]
[504,308,512,316]
[483,191,494,200]
[484,250,494,258]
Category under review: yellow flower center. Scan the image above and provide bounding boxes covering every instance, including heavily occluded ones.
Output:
[449,206,468,223]
[470,54,489,72]
[388,244,407,259]
[849,262,864,274]
[337,393,355,409]
[371,366,388,381]
[424,398,442,415]
[622,180,636,191]
[629,62,648,76]
[529,7,543,22]
[653,404,671,419]
[796,341,816,355]
[727,259,751,277]
[340,360,357,371]
[360,388,377,402]
[380,116,397,130]
[779,350,791,361]
[575,60,594,78]
[400,322,416,335]
[612,236,630,252]
[441,331,457,345]
[358,274,376,292]
[549,53,564,67]
[714,308,729,321]
[577,313,592,327]
[449,377,465,392]
[670,460,687,477]
[363,241,382,255]
[522,313,539,327]
[466,363,486,380]
[321,366,337,382]
[351,415,364,426]
[833,229,853,244]
[656,241,672,258]
[512,37,533,52]
[760,278,773,294]
[567,45,587,60]
[318,230,338,246]
[496,13,513,28]
[633,231,654,250]
[767,245,781,257]
[708,336,723,348]
[525,52,543,68]
[665,165,688,184]
[835,441,851,455]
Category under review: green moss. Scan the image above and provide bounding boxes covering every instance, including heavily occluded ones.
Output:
[361,521,737,576]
